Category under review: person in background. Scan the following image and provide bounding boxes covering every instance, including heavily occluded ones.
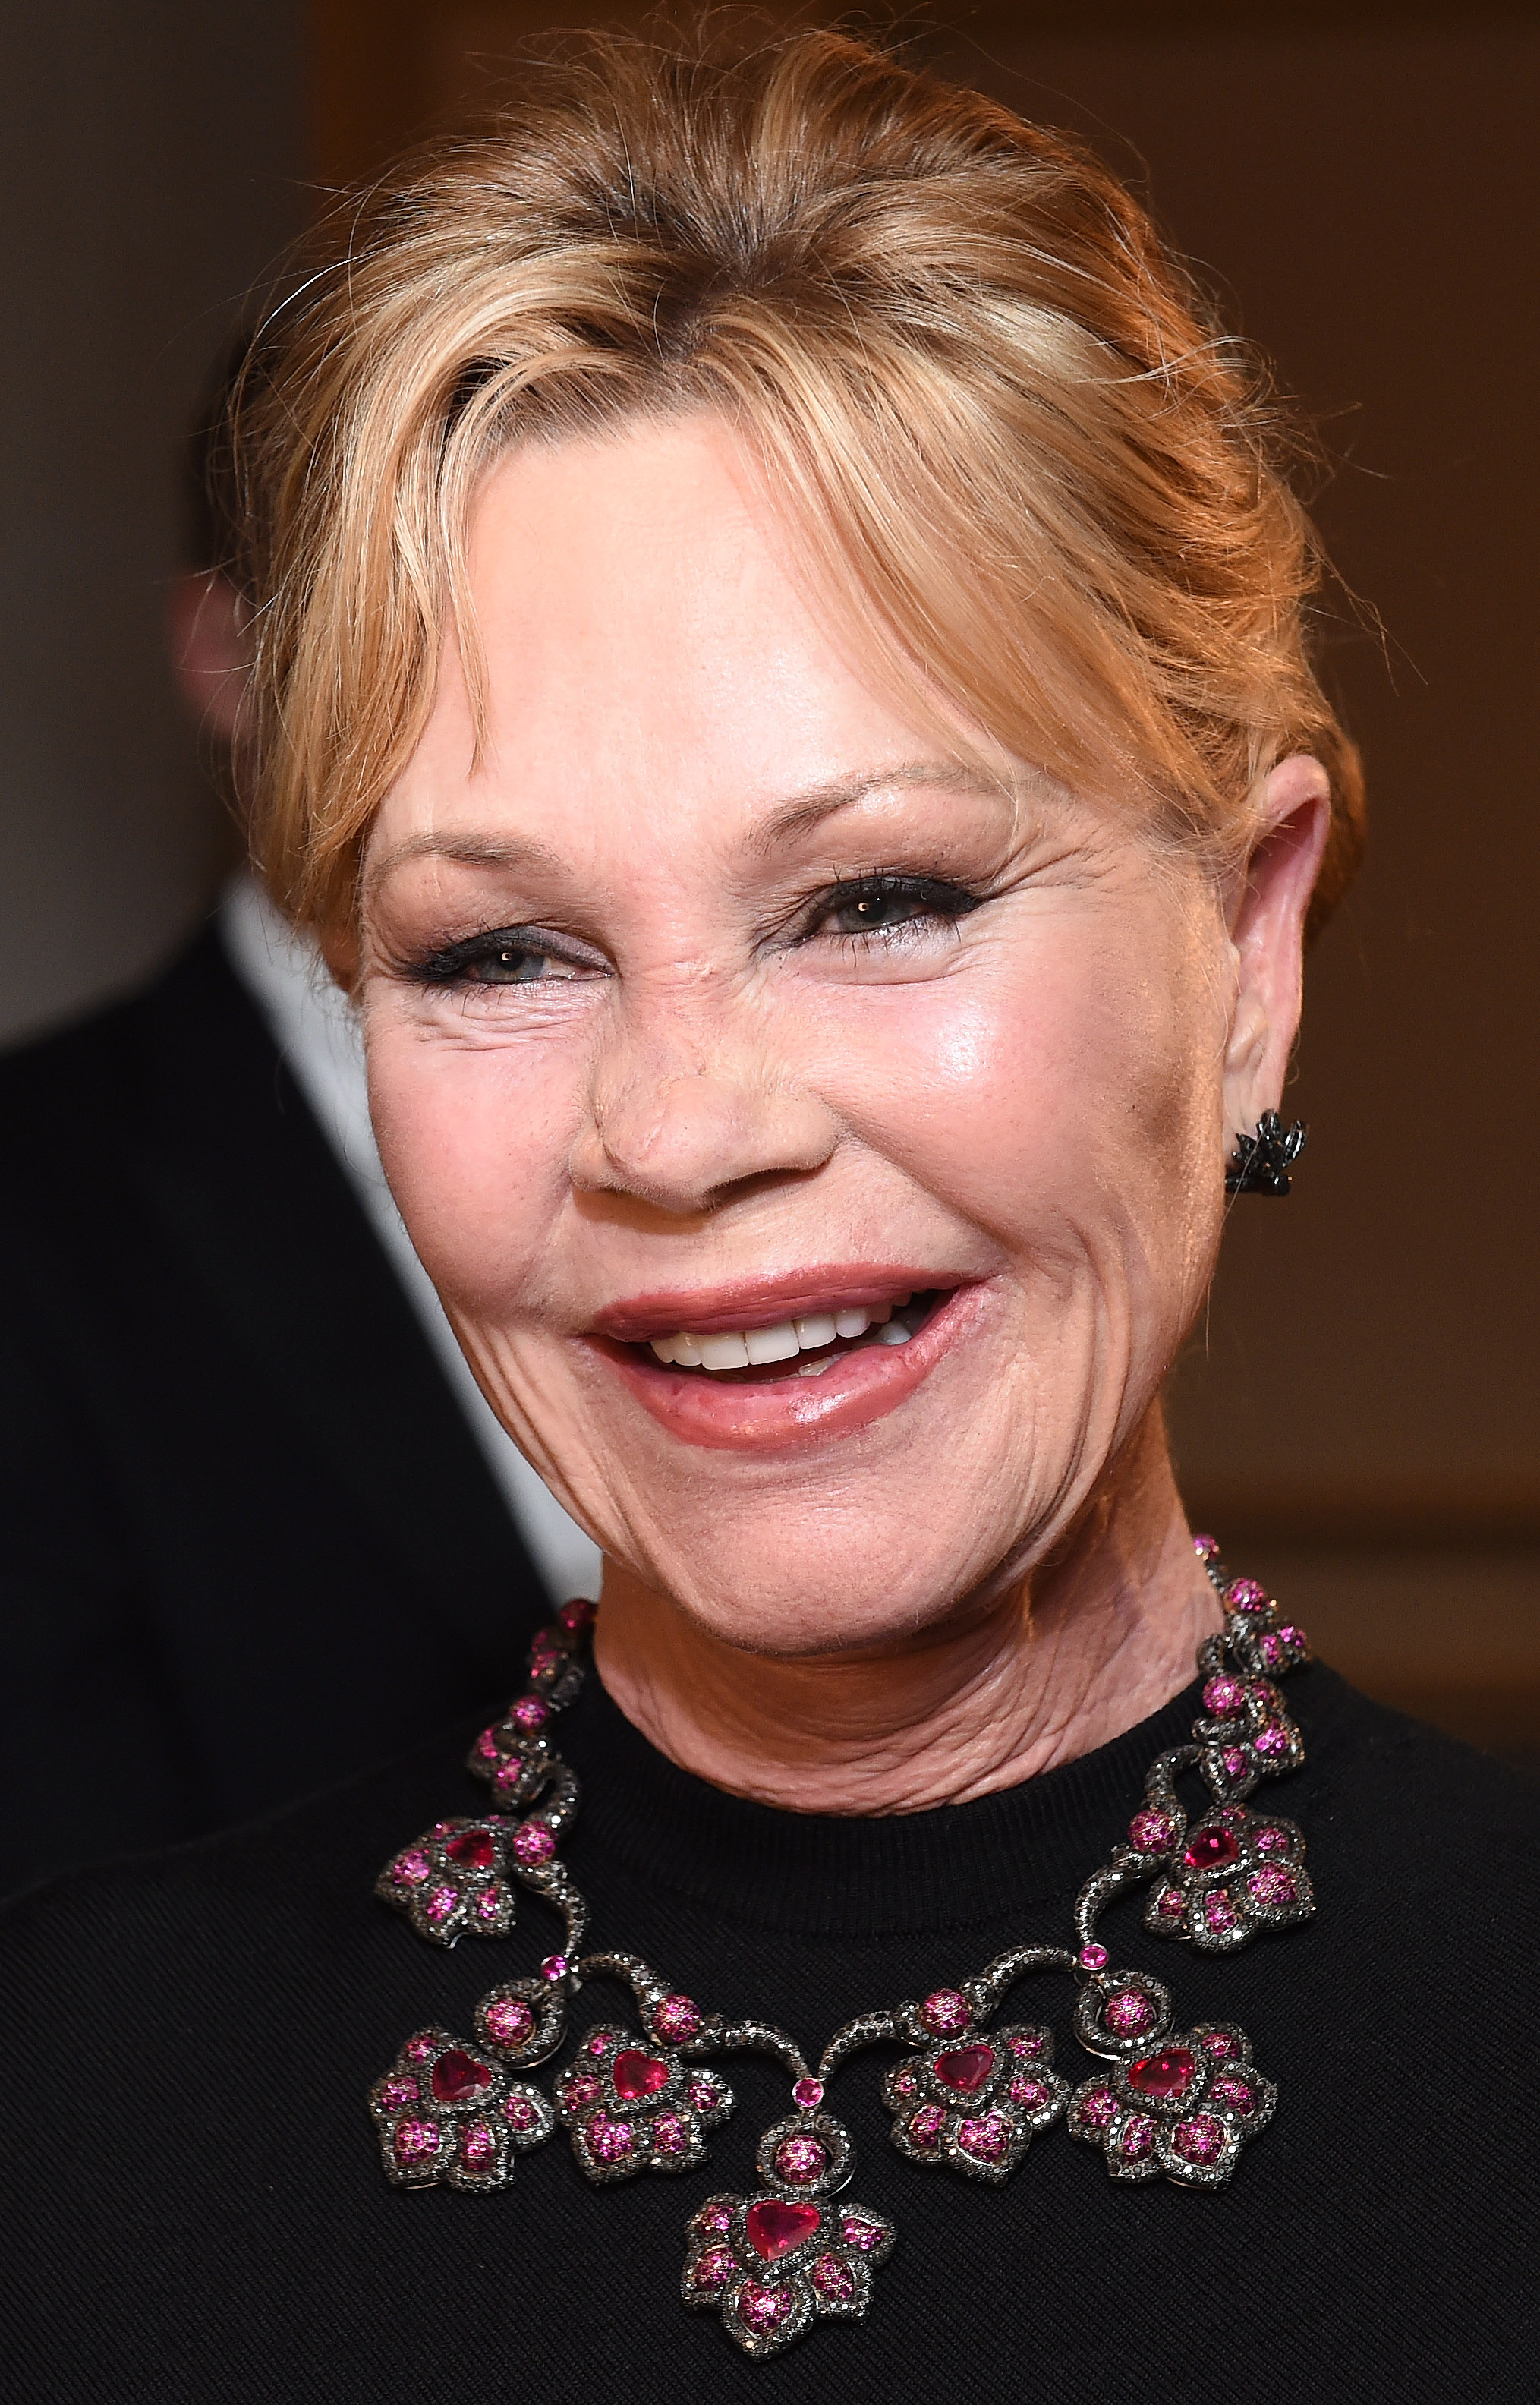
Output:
[0,385,598,1899]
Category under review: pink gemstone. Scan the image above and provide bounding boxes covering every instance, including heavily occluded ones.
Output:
[377,2076,418,2109]
[561,2071,603,2110]
[587,2033,612,2057]
[1202,1676,1246,1717]
[541,1953,568,1981]
[841,2215,883,2253]
[1201,2030,1238,2057]
[1204,1890,1239,1933]
[919,1989,970,2037]
[1008,2033,1044,2058]
[559,1595,596,1633]
[651,2112,690,2155]
[1120,2113,1156,2161]
[1103,1989,1155,2038]
[907,2104,946,2149]
[446,1827,496,1871]
[1221,1748,1249,1779]
[392,2117,439,2164]
[1276,1623,1305,1650]
[459,2120,497,2170]
[1128,1808,1176,1852]
[474,1729,502,1761]
[792,2076,824,2110]
[745,2199,820,2262]
[774,2134,829,2184]
[1173,2113,1225,2164]
[934,2042,996,2095]
[1255,1824,1290,1855]
[510,1698,548,1732]
[503,2091,540,2134]
[612,2049,670,2101]
[811,2252,855,2303]
[1079,1944,1107,1971]
[422,1883,459,1924]
[512,1821,556,1865]
[1072,2085,1116,2132]
[691,2245,734,2293]
[1154,1885,1186,1921]
[484,1997,535,2047]
[739,2284,794,2334]
[1253,1723,1290,1758]
[1192,1533,1222,1559]
[475,1891,502,1922]
[1009,2076,1050,2108]
[1256,1634,1284,1669]
[891,2069,918,2100]
[529,1634,560,1672]
[1210,2074,1257,2116]
[651,1993,703,2043]
[957,2112,1009,2162]
[392,1849,430,1886]
[586,2113,635,2164]
[431,2049,491,2104]
[1225,1578,1269,1612]
[1127,2047,1196,2103]
[1183,1826,1241,1871]
[1248,1866,1299,1906]
[697,2204,734,2236]
[686,2076,722,2111]
[492,1760,525,1799]
[403,2035,434,2063]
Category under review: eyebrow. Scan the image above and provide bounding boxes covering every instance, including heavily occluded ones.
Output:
[364,758,1016,894]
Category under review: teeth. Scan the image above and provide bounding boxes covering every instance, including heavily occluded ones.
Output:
[645,1296,928,1373]
[699,1332,751,1370]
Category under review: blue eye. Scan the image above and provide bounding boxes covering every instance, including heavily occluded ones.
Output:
[814,876,980,940]
[411,928,594,988]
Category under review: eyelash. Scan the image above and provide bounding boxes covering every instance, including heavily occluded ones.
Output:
[405,874,983,991]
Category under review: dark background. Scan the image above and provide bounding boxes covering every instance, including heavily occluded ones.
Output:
[5,2,1535,1752]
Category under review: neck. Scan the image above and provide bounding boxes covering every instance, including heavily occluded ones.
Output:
[593,1413,1219,1815]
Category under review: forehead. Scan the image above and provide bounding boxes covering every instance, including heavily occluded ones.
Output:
[371,414,1016,868]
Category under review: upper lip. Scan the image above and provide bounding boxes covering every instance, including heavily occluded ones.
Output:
[589,1266,964,1344]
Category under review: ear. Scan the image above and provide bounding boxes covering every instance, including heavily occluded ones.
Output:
[1221,753,1333,1146]
[167,570,249,742]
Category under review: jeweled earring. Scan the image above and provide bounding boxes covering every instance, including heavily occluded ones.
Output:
[1225,1110,1306,1196]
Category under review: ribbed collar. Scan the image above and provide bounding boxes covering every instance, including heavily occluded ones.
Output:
[562,1670,1218,1939]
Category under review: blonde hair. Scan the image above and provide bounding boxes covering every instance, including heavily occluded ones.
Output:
[227,26,1364,935]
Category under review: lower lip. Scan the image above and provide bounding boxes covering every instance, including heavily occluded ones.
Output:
[590,1285,984,1452]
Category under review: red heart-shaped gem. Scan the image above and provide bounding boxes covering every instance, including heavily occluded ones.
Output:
[611,2048,670,2100]
[745,2200,820,2262]
[1127,2046,1196,2102]
[446,1827,496,1870]
[934,2042,996,2095]
[430,2049,492,2103]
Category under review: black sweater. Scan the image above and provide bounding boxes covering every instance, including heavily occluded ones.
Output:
[2,1661,1534,2402]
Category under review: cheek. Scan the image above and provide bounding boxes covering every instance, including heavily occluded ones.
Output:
[814,926,1220,1277]
[364,1015,571,1315]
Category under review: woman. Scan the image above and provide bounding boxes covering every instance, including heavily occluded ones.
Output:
[6,30,1530,2401]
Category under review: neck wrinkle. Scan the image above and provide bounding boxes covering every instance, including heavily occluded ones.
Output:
[594,1408,1220,1816]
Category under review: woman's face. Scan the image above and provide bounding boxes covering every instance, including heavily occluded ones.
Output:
[357,416,1242,1656]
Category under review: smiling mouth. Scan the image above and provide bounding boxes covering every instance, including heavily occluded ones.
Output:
[631,1291,944,1382]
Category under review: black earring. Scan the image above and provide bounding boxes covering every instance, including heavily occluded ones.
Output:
[1225,1110,1306,1196]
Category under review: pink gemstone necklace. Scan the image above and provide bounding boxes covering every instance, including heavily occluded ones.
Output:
[370,1538,1314,2359]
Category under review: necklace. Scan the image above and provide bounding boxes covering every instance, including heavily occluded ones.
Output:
[370,1536,1313,2359]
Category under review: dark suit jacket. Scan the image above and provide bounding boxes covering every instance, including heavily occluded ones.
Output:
[0,923,548,1896]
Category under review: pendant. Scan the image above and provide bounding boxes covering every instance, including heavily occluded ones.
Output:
[369,2025,555,2189]
[1069,1968,1276,2185]
[556,2022,733,2180]
[682,2098,894,2358]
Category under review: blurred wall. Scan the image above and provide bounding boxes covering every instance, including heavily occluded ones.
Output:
[0,2,305,1046]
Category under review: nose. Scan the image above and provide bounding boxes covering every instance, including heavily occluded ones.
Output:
[570,1006,839,1215]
